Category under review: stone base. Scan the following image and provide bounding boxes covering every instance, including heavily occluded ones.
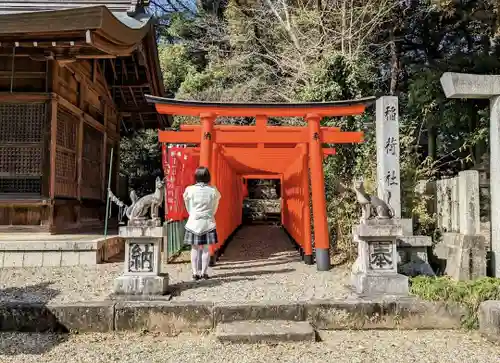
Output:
[113,274,169,296]
[351,271,409,296]
[127,218,162,228]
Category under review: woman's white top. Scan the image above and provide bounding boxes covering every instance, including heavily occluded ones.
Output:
[183,183,221,235]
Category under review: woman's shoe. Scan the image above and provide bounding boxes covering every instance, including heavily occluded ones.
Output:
[202,274,210,280]
[193,274,201,281]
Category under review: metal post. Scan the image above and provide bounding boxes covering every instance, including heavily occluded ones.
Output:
[104,147,114,240]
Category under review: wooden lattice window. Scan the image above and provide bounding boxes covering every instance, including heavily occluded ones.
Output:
[54,106,78,198]
[81,123,103,200]
[0,102,47,194]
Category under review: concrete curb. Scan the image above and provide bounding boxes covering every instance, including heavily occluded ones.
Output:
[0,297,466,334]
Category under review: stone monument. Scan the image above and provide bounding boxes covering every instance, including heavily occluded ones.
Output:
[375,96,434,277]
[110,177,169,297]
[351,180,409,296]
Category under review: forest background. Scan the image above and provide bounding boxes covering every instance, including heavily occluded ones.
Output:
[120,0,500,260]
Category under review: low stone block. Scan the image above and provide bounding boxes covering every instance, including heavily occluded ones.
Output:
[213,302,304,323]
[114,301,213,335]
[113,274,169,296]
[352,271,409,296]
[305,298,464,330]
[479,300,500,341]
[60,251,79,266]
[3,252,24,268]
[47,301,114,332]
[215,320,315,344]
[478,300,500,342]
[78,251,97,265]
[22,252,43,267]
[0,302,59,332]
[41,251,62,267]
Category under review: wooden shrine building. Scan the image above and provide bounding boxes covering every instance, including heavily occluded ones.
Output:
[0,1,167,233]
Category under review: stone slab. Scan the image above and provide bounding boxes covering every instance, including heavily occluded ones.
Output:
[3,252,24,267]
[354,220,403,238]
[113,274,169,296]
[305,297,465,330]
[119,225,167,238]
[215,320,315,344]
[47,301,114,332]
[479,300,500,342]
[397,236,432,247]
[213,302,304,323]
[434,233,486,280]
[114,301,213,335]
[440,72,500,99]
[0,298,466,333]
[352,271,409,296]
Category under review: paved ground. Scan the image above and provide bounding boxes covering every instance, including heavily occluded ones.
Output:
[1,330,499,363]
[0,225,351,304]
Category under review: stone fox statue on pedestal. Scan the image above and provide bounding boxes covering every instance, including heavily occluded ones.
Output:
[125,177,165,221]
[353,179,394,222]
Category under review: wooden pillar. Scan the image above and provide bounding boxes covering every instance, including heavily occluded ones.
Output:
[200,113,215,168]
[300,143,313,265]
[101,103,108,201]
[306,113,330,271]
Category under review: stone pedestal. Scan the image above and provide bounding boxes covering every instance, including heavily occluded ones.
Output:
[113,225,169,297]
[351,219,409,296]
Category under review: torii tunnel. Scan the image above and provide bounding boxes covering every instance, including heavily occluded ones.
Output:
[146,95,375,271]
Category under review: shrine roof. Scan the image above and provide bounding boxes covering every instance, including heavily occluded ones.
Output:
[145,95,376,117]
[0,6,152,50]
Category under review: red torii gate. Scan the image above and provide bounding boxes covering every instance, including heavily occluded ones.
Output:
[146,95,374,271]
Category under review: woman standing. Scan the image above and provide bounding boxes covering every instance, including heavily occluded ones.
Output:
[183,166,221,280]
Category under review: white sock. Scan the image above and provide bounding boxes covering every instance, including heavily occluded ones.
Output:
[197,247,203,274]
[201,246,210,275]
[191,247,199,276]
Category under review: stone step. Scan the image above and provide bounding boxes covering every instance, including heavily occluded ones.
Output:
[215,320,316,344]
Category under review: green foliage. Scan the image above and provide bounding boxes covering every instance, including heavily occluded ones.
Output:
[119,130,163,196]
[159,44,197,95]
[410,276,500,329]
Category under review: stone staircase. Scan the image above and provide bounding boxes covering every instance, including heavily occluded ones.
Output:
[215,320,316,344]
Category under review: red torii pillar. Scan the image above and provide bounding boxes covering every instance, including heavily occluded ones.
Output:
[307,114,330,269]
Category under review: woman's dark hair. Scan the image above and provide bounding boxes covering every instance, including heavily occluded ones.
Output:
[194,166,211,184]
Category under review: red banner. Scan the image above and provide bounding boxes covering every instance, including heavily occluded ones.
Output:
[162,145,198,221]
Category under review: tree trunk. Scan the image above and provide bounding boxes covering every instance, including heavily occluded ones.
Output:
[389,29,400,95]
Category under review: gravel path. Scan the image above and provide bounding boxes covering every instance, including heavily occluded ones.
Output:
[1,330,499,363]
[0,225,351,304]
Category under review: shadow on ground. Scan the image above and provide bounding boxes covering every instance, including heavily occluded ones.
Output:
[0,282,69,355]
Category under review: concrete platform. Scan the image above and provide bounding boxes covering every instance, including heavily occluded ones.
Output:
[0,233,124,267]
[215,320,316,343]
